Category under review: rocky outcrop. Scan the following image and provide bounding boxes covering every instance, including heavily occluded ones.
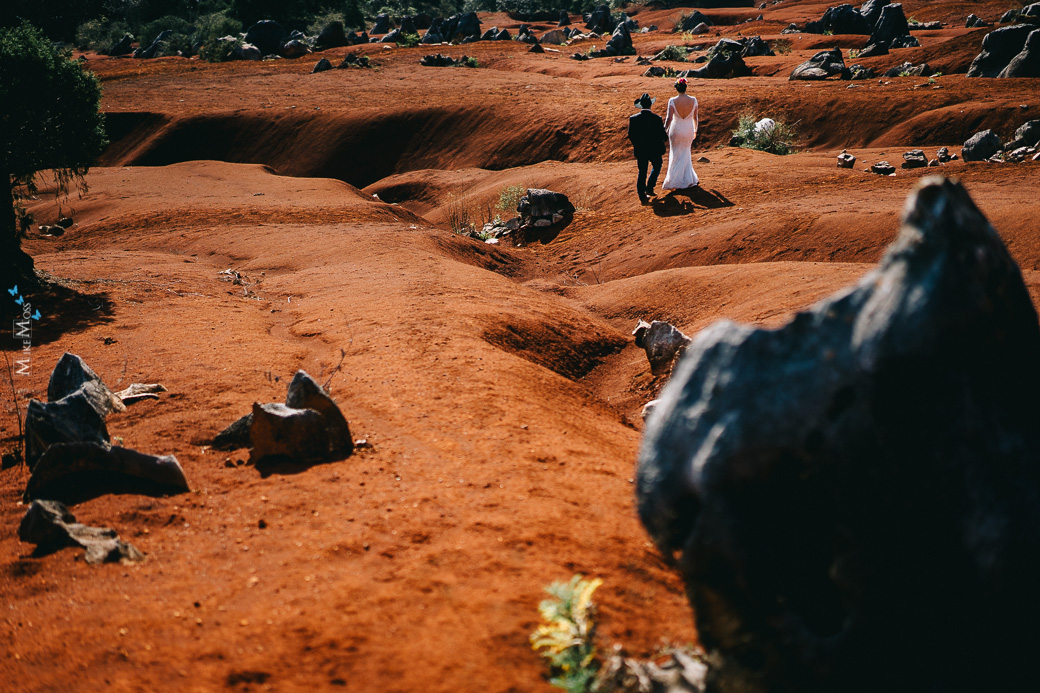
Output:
[870,3,911,47]
[967,24,1035,77]
[998,28,1040,77]
[316,20,347,49]
[859,0,891,27]
[962,129,1003,161]
[789,49,847,80]
[244,20,286,56]
[822,4,872,34]
[637,177,1040,693]
[517,189,575,228]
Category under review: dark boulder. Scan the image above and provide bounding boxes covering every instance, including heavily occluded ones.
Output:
[966,14,990,29]
[888,34,920,48]
[281,39,311,57]
[677,10,712,32]
[966,24,1034,77]
[380,28,403,44]
[371,14,392,34]
[858,41,889,57]
[637,177,1040,693]
[585,4,613,34]
[106,33,134,56]
[823,4,872,35]
[316,20,347,49]
[789,48,847,80]
[134,29,172,59]
[285,371,353,456]
[1000,10,1020,23]
[803,19,825,34]
[871,3,910,46]
[25,441,188,502]
[604,21,634,56]
[859,0,891,26]
[837,150,856,168]
[421,28,443,44]
[495,29,511,41]
[680,46,751,79]
[997,28,1040,77]
[558,11,571,27]
[400,16,418,35]
[962,129,1003,161]
[312,57,333,73]
[870,160,896,174]
[19,500,144,564]
[244,20,286,56]
[740,36,774,57]
[414,13,433,30]
[455,12,482,39]
[1007,119,1040,149]
[848,64,876,79]
[249,403,330,463]
[517,189,575,225]
[48,352,125,417]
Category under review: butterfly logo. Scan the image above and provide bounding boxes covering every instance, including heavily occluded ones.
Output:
[31,310,42,321]
[7,285,17,296]
[14,295,24,306]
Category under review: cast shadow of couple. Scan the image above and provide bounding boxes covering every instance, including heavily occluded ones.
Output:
[650,186,734,217]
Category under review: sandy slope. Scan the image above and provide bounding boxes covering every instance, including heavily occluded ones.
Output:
[3,2,1040,691]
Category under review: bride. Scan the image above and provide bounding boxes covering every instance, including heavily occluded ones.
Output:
[662,78,699,190]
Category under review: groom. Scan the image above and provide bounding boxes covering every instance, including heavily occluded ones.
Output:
[627,93,668,205]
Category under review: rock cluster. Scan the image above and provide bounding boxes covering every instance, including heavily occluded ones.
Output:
[967,24,1040,78]
[790,48,847,80]
[637,177,1040,693]
[212,370,354,465]
[962,121,1040,162]
[419,54,477,67]
[23,353,186,502]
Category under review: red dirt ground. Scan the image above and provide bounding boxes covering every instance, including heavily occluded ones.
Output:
[3,2,1039,691]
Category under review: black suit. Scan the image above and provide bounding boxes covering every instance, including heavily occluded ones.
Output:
[628,109,668,201]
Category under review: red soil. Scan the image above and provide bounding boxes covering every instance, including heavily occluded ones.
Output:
[3,2,1039,691]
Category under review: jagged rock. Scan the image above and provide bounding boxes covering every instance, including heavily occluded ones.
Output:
[419,53,474,66]
[421,29,443,44]
[49,353,125,417]
[781,23,801,35]
[643,65,667,77]
[244,20,286,56]
[677,11,712,32]
[1000,10,1020,24]
[312,57,333,73]
[1007,120,1040,149]
[966,14,990,29]
[962,129,1003,161]
[871,3,911,47]
[529,42,545,53]
[480,27,496,40]
[902,149,928,168]
[998,28,1040,77]
[678,40,751,79]
[860,0,891,27]
[586,4,613,34]
[558,10,571,27]
[380,28,403,44]
[280,39,311,57]
[837,150,857,168]
[888,34,920,48]
[741,36,774,57]
[316,21,347,49]
[885,61,931,76]
[1007,146,1038,162]
[106,33,135,56]
[604,21,634,56]
[133,30,171,59]
[337,53,370,68]
[636,177,1040,693]
[967,25,1035,77]
[372,14,392,34]
[790,48,847,80]
[285,371,353,456]
[633,320,692,376]
[823,4,872,35]
[1025,3,1040,19]
[19,500,144,564]
[212,413,252,450]
[250,403,330,463]
[804,19,825,34]
[517,189,575,226]
[858,41,889,57]
[24,395,110,469]
[871,160,896,174]
[936,146,954,162]
[540,29,568,45]
[848,63,877,79]
[25,442,188,501]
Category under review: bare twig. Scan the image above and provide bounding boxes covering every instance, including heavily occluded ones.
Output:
[322,348,348,392]
[1,351,25,469]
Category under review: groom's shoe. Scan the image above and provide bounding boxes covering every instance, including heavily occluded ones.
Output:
[646,189,656,197]
[639,194,649,205]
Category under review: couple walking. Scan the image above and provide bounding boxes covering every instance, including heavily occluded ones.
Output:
[627,78,699,205]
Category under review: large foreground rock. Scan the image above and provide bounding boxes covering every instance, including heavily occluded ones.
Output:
[998,28,1040,77]
[967,24,1035,77]
[637,177,1040,693]
[19,500,144,564]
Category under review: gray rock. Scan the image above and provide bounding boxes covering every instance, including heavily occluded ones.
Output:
[249,403,330,463]
[962,129,1003,161]
[837,150,857,168]
[740,36,774,57]
[633,320,692,376]
[212,413,253,450]
[540,29,568,45]
[106,33,134,56]
[25,442,188,501]
[380,28,402,44]
[316,21,347,49]
[1000,10,1020,23]
[244,20,286,56]
[823,4,872,35]
[604,21,633,56]
[586,4,613,34]
[936,146,954,162]
[871,3,910,46]
[558,10,571,27]
[1007,119,1040,149]
[637,176,1040,693]
[285,370,353,456]
[871,160,896,174]
[860,0,890,27]
[19,500,144,564]
[858,41,889,57]
[115,383,167,405]
[371,14,392,34]
[966,14,990,29]
[998,28,1040,78]
[24,395,110,470]
[967,24,1034,77]
[312,57,333,73]
[400,16,418,35]
[848,63,876,79]
[677,11,712,32]
[888,34,920,48]
[902,149,928,168]
[885,60,931,76]
[233,42,262,61]
[134,29,172,59]
[455,12,482,39]
[48,352,125,417]
[480,28,497,41]
[517,189,575,225]
[790,48,847,80]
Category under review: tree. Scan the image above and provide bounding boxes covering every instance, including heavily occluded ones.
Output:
[1,22,106,284]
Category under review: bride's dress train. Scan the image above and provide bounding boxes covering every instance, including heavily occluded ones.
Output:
[662,99,699,190]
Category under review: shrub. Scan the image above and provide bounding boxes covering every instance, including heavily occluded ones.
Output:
[497,185,526,214]
[195,11,243,46]
[656,44,688,62]
[396,32,421,47]
[731,111,798,155]
[74,18,134,53]
[530,575,602,693]
[771,38,792,55]
[139,15,194,48]
[462,56,479,68]
[199,35,242,62]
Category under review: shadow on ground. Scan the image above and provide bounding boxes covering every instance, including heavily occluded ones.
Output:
[652,187,735,216]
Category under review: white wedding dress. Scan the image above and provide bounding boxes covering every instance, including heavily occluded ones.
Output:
[662,96,699,190]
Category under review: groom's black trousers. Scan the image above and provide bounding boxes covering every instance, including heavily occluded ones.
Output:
[636,154,662,199]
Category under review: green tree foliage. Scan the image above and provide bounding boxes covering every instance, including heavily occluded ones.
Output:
[0,23,106,279]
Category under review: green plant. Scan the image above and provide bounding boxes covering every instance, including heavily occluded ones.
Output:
[199,35,242,62]
[656,44,688,62]
[848,48,859,59]
[74,18,134,53]
[822,29,833,36]
[497,185,526,214]
[397,32,421,47]
[731,111,798,155]
[898,69,911,77]
[307,10,345,35]
[771,38,792,55]
[462,56,479,68]
[531,575,602,693]
[139,15,194,48]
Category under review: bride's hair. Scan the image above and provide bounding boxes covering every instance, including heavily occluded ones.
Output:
[674,78,688,93]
